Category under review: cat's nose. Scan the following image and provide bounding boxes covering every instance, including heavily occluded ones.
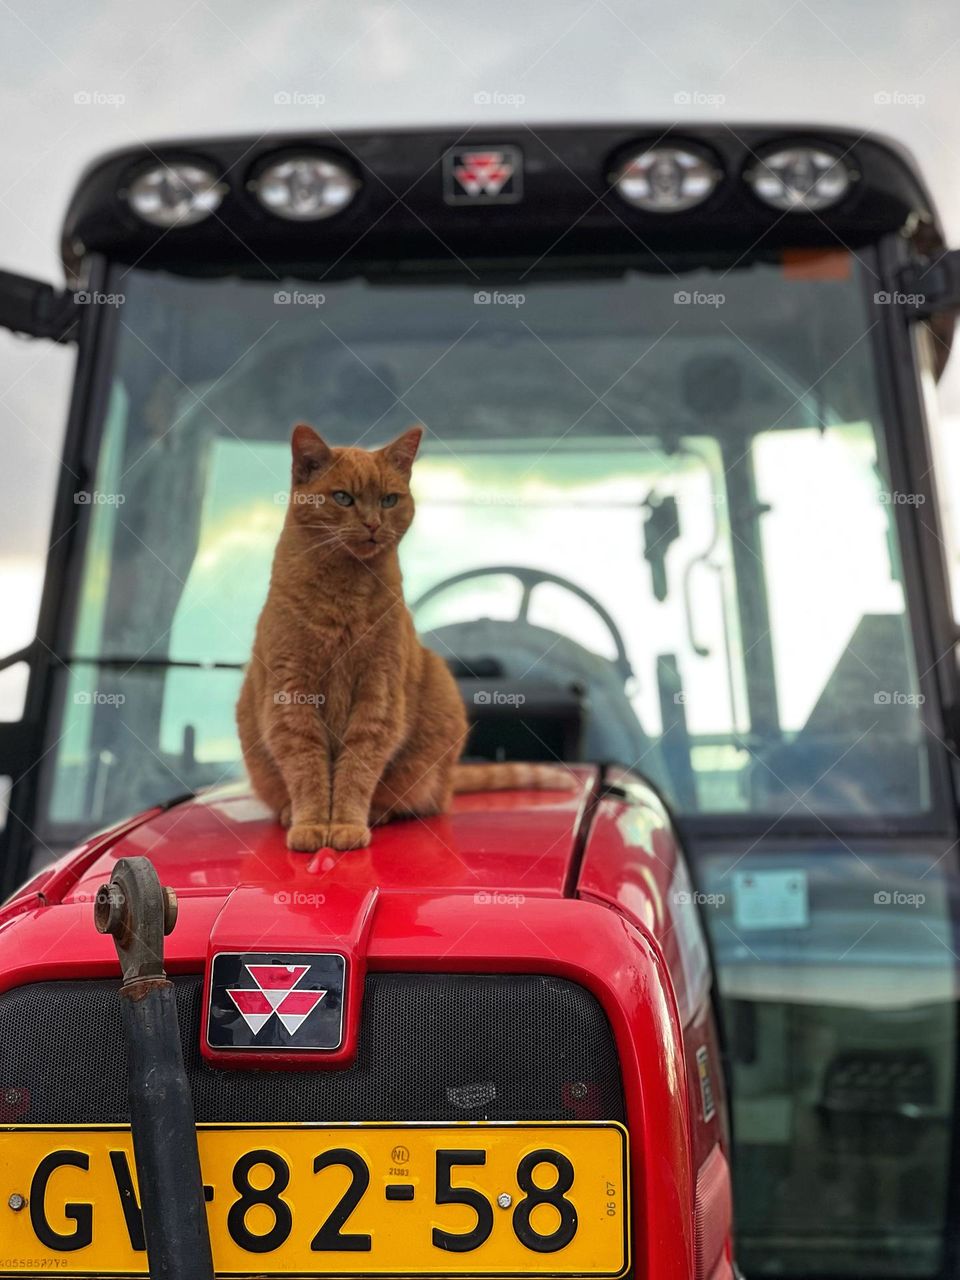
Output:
[363,518,381,532]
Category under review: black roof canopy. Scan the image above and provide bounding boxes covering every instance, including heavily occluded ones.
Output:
[61,123,942,282]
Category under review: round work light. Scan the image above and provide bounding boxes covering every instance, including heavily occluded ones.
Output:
[250,155,359,221]
[126,162,224,227]
[745,146,854,212]
[611,146,721,212]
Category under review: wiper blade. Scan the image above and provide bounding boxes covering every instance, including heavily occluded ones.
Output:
[63,656,245,671]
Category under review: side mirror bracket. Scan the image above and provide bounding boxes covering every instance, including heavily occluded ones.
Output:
[899,250,960,319]
[0,269,78,342]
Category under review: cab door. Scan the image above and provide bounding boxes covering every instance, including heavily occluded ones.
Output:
[0,260,110,895]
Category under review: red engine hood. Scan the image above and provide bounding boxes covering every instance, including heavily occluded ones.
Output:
[63,767,598,907]
[0,767,601,1007]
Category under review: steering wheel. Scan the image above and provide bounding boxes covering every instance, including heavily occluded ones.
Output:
[412,565,634,683]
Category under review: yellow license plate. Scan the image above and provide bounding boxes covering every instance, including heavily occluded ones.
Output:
[0,1122,629,1277]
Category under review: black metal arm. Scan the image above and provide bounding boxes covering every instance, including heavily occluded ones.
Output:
[95,857,214,1280]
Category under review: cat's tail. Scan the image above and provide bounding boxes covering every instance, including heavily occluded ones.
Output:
[452,763,577,793]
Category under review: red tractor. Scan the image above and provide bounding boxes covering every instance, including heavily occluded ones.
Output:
[2,124,959,1279]
[0,767,729,1279]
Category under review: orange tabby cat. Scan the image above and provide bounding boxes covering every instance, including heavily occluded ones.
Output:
[237,424,570,853]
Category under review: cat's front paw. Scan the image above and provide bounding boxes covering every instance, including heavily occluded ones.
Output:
[325,822,371,851]
[286,823,329,852]
[278,802,293,829]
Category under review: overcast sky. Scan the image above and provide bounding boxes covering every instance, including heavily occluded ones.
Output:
[2,0,960,657]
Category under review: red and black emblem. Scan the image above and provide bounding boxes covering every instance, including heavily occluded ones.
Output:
[443,146,523,205]
[207,952,345,1051]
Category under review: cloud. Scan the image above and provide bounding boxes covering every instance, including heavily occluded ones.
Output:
[3,0,960,650]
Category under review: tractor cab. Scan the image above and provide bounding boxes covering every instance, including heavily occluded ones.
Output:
[2,125,960,1277]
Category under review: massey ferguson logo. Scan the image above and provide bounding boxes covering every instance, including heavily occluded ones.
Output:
[444,146,522,204]
[227,964,326,1036]
[208,952,345,1051]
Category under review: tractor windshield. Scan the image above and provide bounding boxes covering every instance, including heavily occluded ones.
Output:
[42,256,932,837]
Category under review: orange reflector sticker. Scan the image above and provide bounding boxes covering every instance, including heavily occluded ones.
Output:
[781,249,852,281]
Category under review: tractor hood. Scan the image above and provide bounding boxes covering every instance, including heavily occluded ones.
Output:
[66,768,597,905]
[0,769,603,1016]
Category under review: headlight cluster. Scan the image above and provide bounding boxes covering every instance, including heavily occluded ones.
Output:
[123,138,857,229]
[125,153,359,227]
[611,141,855,214]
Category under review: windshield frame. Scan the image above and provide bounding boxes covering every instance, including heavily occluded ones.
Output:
[9,243,960,871]
[677,241,956,844]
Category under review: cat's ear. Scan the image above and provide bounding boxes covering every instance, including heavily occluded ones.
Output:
[291,423,332,484]
[381,425,423,477]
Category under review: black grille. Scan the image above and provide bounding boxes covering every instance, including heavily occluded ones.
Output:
[0,974,624,1124]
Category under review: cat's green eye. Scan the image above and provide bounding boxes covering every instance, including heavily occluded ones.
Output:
[381,494,399,509]
[332,491,354,507]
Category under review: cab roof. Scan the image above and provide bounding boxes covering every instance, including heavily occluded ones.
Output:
[61,123,942,284]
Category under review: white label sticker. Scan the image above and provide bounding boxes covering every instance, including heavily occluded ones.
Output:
[696,1045,716,1122]
[732,869,809,930]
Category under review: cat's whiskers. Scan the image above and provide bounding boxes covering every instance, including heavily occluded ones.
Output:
[291,527,355,560]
